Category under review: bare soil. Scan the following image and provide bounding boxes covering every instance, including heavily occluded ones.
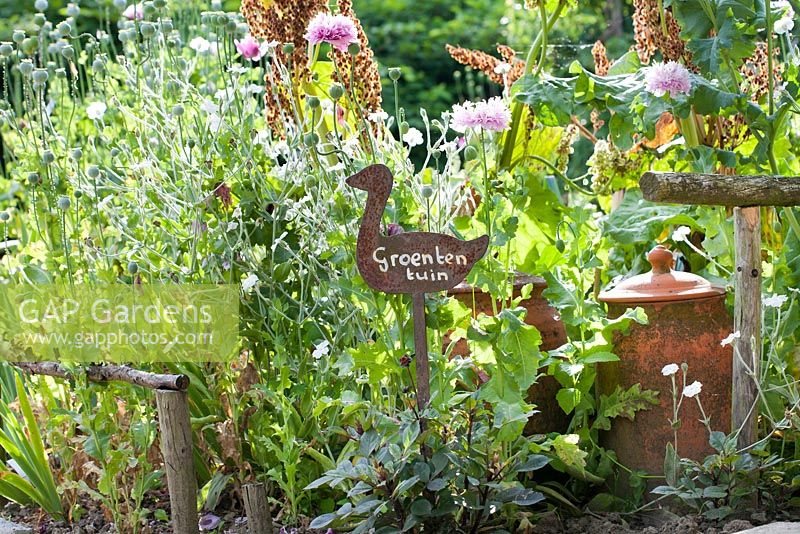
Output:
[3,500,800,533]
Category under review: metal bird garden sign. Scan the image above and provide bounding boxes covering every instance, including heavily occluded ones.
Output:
[347,164,489,411]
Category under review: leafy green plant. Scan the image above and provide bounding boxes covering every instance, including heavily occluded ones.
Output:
[0,374,63,518]
[305,363,554,533]
[653,431,782,519]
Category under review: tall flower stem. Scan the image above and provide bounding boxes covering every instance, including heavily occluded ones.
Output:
[500,0,566,170]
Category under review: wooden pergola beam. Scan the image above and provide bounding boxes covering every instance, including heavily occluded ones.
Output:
[641,171,800,207]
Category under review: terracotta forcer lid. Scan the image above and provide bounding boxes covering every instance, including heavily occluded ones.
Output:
[598,245,725,303]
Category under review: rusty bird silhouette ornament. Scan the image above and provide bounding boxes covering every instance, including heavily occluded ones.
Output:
[346,164,489,411]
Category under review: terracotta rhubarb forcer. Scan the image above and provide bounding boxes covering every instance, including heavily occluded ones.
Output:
[597,245,732,489]
[447,273,569,434]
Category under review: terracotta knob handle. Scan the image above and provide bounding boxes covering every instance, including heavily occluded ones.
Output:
[647,245,674,274]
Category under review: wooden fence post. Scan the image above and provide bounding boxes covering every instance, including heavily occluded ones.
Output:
[156,389,199,534]
[733,207,762,448]
[243,483,274,534]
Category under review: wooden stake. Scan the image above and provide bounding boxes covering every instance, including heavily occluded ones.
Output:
[412,292,430,412]
[733,207,762,448]
[155,389,199,534]
[243,483,274,534]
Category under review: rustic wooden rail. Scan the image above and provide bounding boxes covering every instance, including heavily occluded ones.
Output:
[14,362,199,534]
[640,171,796,448]
[640,172,800,207]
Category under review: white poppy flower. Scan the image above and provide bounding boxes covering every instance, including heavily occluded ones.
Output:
[775,11,795,35]
[661,363,679,376]
[403,127,423,147]
[86,102,107,120]
[682,381,702,398]
[189,37,212,53]
[368,110,389,122]
[671,225,691,242]
[763,294,789,308]
[720,331,740,347]
[241,273,259,291]
[312,340,330,359]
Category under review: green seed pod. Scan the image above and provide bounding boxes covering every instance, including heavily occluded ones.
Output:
[399,121,409,135]
[464,146,479,161]
[56,21,71,37]
[160,19,173,32]
[303,132,319,147]
[66,3,80,17]
[347,42,361,56]
[74,190,83,199]
[34,13,47,26]
[0,43,13,57]
[555,239,565,253]
[127,261,139,274]
[20,37,38,55]
[12,31,25,44]
[19,59,33,76]
[27,172,40,185]
[140,22,156,38]
[773,220,782,233]
[87,165,100,178]
[42,150,55,164]
[153,0,167,8]
[57,195,71,210]
[35,0,48,11]
[32,69,49,84]
[110,148,121,158]
[61,45,75,60]
[388,67,401,81]
[306,95,320,109]
[71,148,82,160]
[421,186,434,199]
[329,83,344,101]
[282,42,295,55]
[225,19,237,32]
[92,58,105,73]
[143,3,157,16]
[172,104,185,116]
[0,212,10,222]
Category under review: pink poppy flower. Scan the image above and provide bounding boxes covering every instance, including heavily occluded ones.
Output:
[122,2,144,20]
[304,12,358,53]
[450,97,511,133]
[644,61,692,98]
[235,35,268,62]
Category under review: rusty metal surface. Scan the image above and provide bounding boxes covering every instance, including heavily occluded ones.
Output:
[347,164,489,295]
[599,245,725,303]
[598,295,733,478]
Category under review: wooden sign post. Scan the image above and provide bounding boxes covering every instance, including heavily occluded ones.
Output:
[347,164,489,413]
[640,171,800,448]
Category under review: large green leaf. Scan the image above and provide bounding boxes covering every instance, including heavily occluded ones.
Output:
[603,190,696,245]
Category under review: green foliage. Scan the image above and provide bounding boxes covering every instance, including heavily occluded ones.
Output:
[652,431,782,520]
[0,374,63,518]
